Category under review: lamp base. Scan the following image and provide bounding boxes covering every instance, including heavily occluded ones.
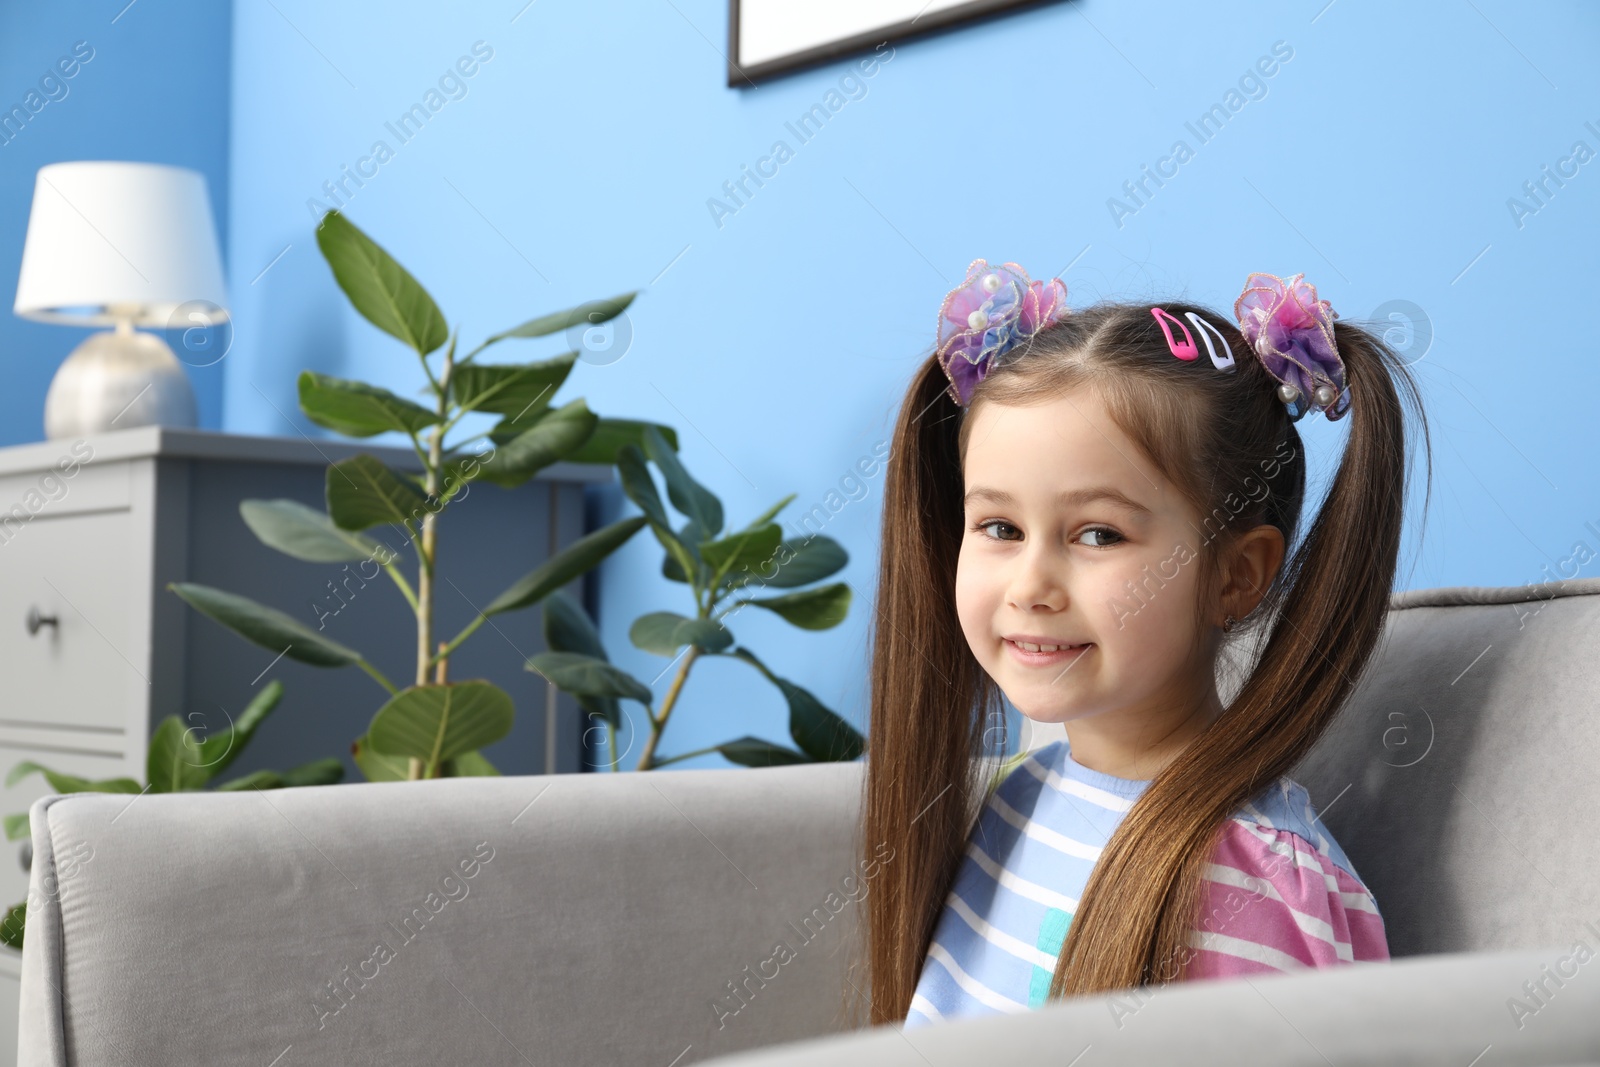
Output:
[43,326,198,440]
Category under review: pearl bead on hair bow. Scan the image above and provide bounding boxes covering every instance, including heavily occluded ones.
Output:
[935,259,1069,407]
[1232,272,1352,422]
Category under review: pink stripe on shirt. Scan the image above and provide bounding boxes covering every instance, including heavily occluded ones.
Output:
[1183,818,1389,979]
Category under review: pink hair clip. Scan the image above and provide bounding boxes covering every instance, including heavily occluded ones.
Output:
[1151,307,1198,361]
[1151,307,1243,374]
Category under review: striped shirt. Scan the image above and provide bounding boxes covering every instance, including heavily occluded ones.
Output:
[904,739,1388,1028]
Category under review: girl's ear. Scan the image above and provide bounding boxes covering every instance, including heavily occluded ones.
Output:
[1216,523,1286,626]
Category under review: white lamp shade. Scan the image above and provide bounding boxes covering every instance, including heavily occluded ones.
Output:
[13,161,229,328]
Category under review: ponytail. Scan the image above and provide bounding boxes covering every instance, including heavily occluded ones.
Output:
[859,359,999,1022]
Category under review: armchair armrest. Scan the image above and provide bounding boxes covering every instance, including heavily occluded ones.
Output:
[702,944,1600,1066]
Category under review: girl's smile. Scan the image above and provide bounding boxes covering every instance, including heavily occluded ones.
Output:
[1003,637,1093,669]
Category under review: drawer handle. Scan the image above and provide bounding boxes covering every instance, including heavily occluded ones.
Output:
[25,606,58,636]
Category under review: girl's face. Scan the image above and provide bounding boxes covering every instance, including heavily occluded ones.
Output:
[955,385,1217,734]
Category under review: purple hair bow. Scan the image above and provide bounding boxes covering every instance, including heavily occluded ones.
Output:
[935,259,1070,407]
[1233,273,1351,422]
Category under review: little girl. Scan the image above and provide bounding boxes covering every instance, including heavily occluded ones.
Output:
[857,261,1430,1028]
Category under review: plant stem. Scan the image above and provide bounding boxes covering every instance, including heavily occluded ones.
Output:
[429,615,484,668]
[647,743,724,768]
[381,560,420,613]
[636,646,700,771]
[416,331,456,690]
[356,660,400,695]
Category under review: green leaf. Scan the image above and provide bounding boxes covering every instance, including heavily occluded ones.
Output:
[240,499,387,563]
[653,521,705,590]
[441,750,500,776]
[0,902,24,951]
[352,734,410,782]
[5,760,142,795]
[541,593,620,730]
[148,716,217,792]
[616,443,670,530]
[483,516,647,616]
[326,454,430,532]
[700,524,783,583]
[662,552,689,584]
[526,651,652,705]
[368,682,516,769]
[315,209,449,355]
[716,736,810,767]
[181,679,286,785]
[642,425,722,537]
[4,814,30,843]
[563,419,679,466]
[615,443,698,587]
[449,352,576,418]
[740,494,797,533]
[727,648,864,762]
[629,612,733,655]
[213,761,342,790]
[482,292,637,346]
[727,536,848,591]
[280,758,346,786]
[167,582,365,667]
[297,370,441,438]
[735,582,852,631]
[213,769,283,791]
[471,397,598,489]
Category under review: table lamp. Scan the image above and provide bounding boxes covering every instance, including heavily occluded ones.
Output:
[13,161,230,439]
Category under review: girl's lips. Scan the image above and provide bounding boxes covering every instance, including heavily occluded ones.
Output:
[1004,638,1093,667]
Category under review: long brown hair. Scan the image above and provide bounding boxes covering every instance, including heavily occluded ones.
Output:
[857,296,1432,1022]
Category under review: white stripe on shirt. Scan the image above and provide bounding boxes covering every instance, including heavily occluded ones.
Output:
[989,793,1102,861]
[965,841,1081,913]
[1186,928,1306,973]
[1020,756,1136,813]
[924,941,1030,1013]
[1202,862,1354,962]
[945,890,1060,970]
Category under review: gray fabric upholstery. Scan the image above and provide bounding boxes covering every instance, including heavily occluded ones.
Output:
[701,945,1600,1066]
[1291,576,1600,958]
[18,578,1600,1065]
[19,763,871,1065]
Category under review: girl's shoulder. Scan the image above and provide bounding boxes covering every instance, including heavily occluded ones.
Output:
[1224,776,1374,905]
[1190,777,1391,974]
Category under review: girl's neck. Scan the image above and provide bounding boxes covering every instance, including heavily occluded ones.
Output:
[1062,686,1227,782]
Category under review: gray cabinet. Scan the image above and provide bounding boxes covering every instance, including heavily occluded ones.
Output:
[0,426,612,1053]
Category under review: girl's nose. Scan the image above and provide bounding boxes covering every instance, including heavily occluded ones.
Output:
[1006,547,1068,612]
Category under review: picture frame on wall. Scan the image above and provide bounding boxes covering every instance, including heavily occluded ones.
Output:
[727,0,1055,86]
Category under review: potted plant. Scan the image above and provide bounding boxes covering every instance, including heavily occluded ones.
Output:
[168,210,665,781]
[533,427,865,771]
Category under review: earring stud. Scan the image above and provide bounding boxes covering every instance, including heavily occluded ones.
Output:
[1222,615,1237,633]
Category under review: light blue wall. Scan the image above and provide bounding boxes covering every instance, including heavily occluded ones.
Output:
[0,1,232,441]
[10,0,1600,770]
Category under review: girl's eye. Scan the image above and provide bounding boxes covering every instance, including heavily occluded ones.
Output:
[971,519,1021,542]
[1076,526,1124,548]
[970,522,1124,548]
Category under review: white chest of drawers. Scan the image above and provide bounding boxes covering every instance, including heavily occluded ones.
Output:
[0,426,610,1057]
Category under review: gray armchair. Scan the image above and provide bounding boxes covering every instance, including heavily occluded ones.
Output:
[18,578,1600,1065]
